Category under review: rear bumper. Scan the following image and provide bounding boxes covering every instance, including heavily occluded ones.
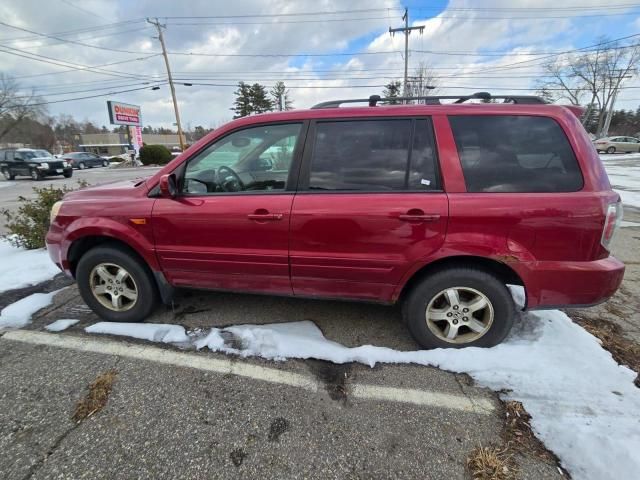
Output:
[517,256,625,309]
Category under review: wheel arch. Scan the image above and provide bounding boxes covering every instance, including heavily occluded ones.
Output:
[396,255,526,307]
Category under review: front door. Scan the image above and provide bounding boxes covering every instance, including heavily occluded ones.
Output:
[152,122,305,295]
[290,118,448,302]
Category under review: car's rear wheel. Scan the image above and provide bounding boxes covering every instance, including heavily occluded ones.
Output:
[2,168,15,180]
[30,168,43,181]
[102,160,109,167]
[403,267,515,349]
[78,162,86,170]
[76,245,158,322]
[606,146,616,154]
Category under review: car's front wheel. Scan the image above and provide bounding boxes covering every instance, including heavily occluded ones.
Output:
[30,168,43,181]
[76,245,159,322]
[102,160,109,167]
[403,267,515,349]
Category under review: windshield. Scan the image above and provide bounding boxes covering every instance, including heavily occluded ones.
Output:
[34,150,52,157]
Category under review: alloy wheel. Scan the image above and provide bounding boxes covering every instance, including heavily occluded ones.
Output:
[425,287,494,344]
[89,262,138,312]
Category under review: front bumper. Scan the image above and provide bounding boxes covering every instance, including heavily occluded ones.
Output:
[42,167,72,176]
[517,256,625,309]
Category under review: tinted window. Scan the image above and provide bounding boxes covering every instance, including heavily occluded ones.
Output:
[183,123,301,195]
[449,115,583,193]
[408,119,440,190]
[309,120,411,191]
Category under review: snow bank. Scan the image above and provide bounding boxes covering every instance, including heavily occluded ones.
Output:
[85,322,190,344]
[45,319,80,332]
[0,239,61,293]
[85,311,640,479]
[0,291,58,329]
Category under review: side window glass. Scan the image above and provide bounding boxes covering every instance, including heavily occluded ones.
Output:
[183,123,301,195]
[408,119,440,190]
[449,115,583,193]
[309,120,411,191]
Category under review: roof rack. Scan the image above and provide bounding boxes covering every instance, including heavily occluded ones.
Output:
[311,92,547,109]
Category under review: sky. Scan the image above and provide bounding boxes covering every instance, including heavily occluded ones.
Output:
[1,0,640,129]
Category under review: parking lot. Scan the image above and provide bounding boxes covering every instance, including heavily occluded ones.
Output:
[1,163,639,479]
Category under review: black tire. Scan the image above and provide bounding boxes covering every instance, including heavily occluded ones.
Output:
[78,162,86,170]
[2,168,15,180]
[30,168,43,181]
[76,244,159,323]
[102,160,109,167]
[606,146,616,154]
[402,267,515,349]
[63,171,73,178]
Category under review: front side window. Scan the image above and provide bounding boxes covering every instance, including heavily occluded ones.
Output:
[182,123,302,195]
[449,115,583,193]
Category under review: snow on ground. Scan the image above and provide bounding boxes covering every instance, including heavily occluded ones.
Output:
[0,181,15,189]
[45,319,80,332]
[0,290,59,329]
[0,239,61,293]
[600,155,640,209]
[86,307,640,480]
[621,220,640,228]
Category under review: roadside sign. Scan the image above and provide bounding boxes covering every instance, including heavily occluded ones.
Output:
[107,101,142,126]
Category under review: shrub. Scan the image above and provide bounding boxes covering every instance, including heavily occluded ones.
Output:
[1,181,89,250]
[139,144,172,165]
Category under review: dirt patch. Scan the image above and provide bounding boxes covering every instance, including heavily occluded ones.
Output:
[72,369,118,423]
[229,448,246,467]
[573,315,640,387]
[307,360,351,401]
[466,445,517,480]
[267,417,290,442]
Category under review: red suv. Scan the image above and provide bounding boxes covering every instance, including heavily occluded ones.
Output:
[46,93,625,348]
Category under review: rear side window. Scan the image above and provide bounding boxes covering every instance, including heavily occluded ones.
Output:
[308,119,440,191]
[449,115,583,193]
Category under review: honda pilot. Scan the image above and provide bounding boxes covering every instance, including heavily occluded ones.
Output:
[46,93,625,349]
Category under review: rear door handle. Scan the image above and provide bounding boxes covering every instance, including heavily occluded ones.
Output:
[398,213,440,223]
[247,212,283,221]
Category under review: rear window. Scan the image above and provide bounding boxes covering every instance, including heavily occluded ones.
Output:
[449,115,583,193]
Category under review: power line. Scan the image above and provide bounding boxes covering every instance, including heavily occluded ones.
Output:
[56,0,110,21]
[0,20,159,55]
[0,44,158,81]
[0,20,144,42]
[13,81,162,99]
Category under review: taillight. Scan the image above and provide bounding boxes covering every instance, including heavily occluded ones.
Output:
[601,202,623,250]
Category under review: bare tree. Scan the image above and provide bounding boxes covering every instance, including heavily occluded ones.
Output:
[406,62,440,102]
[537,38,640,134]
[0,74,46,141]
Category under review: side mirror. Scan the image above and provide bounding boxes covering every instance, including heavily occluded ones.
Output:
[159,174,178,198]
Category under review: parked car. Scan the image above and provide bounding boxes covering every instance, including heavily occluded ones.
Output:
[63,152,110,169]
[46,93,625,349]
[593,136,640,154]
[0,148,73,180]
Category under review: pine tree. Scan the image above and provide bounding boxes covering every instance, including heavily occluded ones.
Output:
[231,82,253,119]
[250,83,274,114]
[271,81,293,111]
[383,80,402,104]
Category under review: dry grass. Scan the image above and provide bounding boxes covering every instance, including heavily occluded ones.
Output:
[72,369,118,423]
[573,316,640,387]
[466,445,517,480]
[503,401,557,463]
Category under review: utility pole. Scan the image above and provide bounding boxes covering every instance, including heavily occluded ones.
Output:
[602,71,634,137]
[147,18,186,151]
[389,8,425,99]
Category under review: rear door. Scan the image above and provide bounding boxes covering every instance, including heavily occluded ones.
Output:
[289,117,448,302]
